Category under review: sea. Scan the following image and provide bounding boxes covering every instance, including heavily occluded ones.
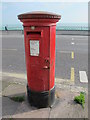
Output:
[0,23,89,31]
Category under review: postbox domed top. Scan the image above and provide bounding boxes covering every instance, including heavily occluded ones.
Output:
[18,11,61,20]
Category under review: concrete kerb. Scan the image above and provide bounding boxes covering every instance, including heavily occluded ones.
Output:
[2,72,88,95]
[55,78,88,93]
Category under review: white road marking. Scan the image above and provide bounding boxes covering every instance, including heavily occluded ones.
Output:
[0,49,18,51]
[72,38,74,40]
[0,35,24,38]
[9,65,12,67]
[57,51,71,53]
[75,43,88,45]
[71,42,75,45]
[79,71,88,83]
[56,35,88,38]
[70,35,88,38]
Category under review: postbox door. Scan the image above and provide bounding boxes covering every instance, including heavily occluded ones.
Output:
[25,29,50,92]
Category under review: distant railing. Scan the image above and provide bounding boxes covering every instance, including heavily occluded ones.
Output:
[0,25,90,31]
[0,26,23,31]
[56,26,89,31]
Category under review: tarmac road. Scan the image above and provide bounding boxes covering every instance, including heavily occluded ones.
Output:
[1,31,88,88]
[56,35,88,88]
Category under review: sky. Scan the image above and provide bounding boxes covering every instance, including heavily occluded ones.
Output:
[1,2,88,26]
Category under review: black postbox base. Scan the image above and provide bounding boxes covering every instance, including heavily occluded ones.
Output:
[27,85,55,108]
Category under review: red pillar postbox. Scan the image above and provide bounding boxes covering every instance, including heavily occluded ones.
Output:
[18,11,61,108]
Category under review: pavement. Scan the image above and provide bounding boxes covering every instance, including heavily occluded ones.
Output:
[1,72,88,119]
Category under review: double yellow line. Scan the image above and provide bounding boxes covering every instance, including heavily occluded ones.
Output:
[71,52,74,59]
[71,67,75,81]
[71,51,75,81]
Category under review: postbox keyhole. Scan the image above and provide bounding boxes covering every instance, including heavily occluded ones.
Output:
[45,58,50,63]
[45,59,49,63]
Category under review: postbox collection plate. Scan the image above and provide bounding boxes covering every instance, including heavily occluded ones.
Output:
[30,40,39,56]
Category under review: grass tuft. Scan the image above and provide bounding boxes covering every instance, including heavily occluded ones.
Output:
[10,96,25,102]
[74,92,85,109]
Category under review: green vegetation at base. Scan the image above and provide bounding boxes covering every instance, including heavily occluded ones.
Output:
[74,92,85,109]
[10,96,25,102]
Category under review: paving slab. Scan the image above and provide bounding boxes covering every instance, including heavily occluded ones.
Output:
[2,84,26,97]
[2,95,50,118]
[50,87,88,118]
[12,108,50,118]
[2,96,21,118]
